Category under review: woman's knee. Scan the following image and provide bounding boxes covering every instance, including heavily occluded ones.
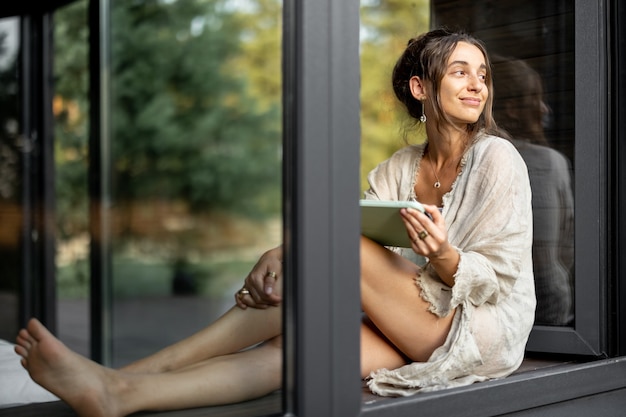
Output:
[264,335,283,350]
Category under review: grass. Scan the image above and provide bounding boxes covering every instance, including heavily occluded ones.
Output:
[57,255,257,300]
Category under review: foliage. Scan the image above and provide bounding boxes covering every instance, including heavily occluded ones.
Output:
[51,0,430,291]
[53,0,283,245]
[53,0,430,233]
[108,0,281,220]
[53,0,89,239]
[359,0,430,192]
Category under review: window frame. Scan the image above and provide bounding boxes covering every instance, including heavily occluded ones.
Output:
[282,0,362,415]
[525,0,608,356]
[283,0,626,416]
[615,0,626,359]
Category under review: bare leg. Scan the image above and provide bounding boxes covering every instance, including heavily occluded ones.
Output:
[122,305,281,373]
[15,305,282,417]
[360,318,408,378]
[360,236,454,362]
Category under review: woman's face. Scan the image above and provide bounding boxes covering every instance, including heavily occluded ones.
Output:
[437,41,488,126]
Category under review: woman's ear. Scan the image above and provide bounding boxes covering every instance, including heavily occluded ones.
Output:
[409,76,427,100]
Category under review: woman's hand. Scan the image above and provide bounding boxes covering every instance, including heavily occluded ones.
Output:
[401,204,446,256]
[400,205,459,286]
[235,245,283,309]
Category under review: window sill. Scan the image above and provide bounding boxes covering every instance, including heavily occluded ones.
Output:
[2,357,624,417]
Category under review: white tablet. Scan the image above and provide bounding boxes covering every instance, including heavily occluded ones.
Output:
[360,199,426,247]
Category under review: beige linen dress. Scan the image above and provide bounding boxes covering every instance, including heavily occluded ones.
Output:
[364,133,536,396]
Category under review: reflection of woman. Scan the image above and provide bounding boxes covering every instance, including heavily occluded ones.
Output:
[492,57,574,325]
[13,29,535,416]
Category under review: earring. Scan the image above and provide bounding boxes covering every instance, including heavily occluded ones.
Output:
[419,97,427,123]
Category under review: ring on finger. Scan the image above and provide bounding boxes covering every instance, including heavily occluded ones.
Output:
[238,287,250,297]
[418,230,429,240]
[267,271,277,279]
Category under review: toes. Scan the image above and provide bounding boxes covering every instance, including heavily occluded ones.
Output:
[26,318,47,338]
[14,344,28,359]
[18,328,36,345]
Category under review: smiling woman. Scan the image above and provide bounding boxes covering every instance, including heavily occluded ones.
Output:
[362,28,535,395]
[414,43,489,129]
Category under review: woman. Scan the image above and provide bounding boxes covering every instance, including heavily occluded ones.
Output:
[13,28,535,416]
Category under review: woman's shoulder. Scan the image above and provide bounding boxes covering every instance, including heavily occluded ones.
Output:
[377,143,425,168]
[391,142,426,158]
[471,133,526,166]
[463,134,531,189]
[473,132,518,153]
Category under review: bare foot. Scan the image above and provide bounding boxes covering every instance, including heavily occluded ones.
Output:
[14,318,127,417]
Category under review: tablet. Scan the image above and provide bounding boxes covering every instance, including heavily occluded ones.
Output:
[360,199,426,247]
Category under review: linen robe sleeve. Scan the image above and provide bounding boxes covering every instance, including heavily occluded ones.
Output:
[364,145,421,202]
[443,138,533,310]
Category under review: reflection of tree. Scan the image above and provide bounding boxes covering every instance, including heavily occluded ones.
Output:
[0,18,20,293]
[359,0,430,192]
[54,0,282,249]
[0,20,20,201]
[109,1,280,221]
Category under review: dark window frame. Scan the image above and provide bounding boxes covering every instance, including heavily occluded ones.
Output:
[525,0,608,357]
[282,0,362,415]
[283,0,626,415]
[15,12,57,333]
[610,0,626,358]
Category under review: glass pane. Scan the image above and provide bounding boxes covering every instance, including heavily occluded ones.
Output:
[360,0,575,328]
[433,0,575,326]
[0,16,21,341]
[53,0,91,357]
[107,0,282,389]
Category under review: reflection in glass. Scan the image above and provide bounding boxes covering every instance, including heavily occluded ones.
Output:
[492,58,574,325]
[359,0,430,193]
[107,0,282,369]
[53,0,91,357]
[0,17,21,341]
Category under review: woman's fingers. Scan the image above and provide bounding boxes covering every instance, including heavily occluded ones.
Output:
[401,206,447,256]
[235,271,282,308]
[236,246,284,309]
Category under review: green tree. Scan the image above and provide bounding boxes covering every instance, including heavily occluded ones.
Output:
[53,0,89,239]
[359,0,430,192]
[109,0,281,226]
[52,0,283,280]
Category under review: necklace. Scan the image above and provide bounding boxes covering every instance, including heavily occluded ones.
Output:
[427,155,441,188]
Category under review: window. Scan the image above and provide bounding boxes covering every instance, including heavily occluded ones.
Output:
[284,0,624,415]
[0,16,22,341]
[88,0,283,370]
[1,0,624,415]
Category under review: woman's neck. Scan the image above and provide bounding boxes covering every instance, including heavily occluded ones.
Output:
[425,126,469,166]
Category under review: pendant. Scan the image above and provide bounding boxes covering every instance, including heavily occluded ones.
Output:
[434,181,441,188]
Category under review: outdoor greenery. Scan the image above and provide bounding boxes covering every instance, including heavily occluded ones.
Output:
[360,0,429,190]
[53,0,429,298]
